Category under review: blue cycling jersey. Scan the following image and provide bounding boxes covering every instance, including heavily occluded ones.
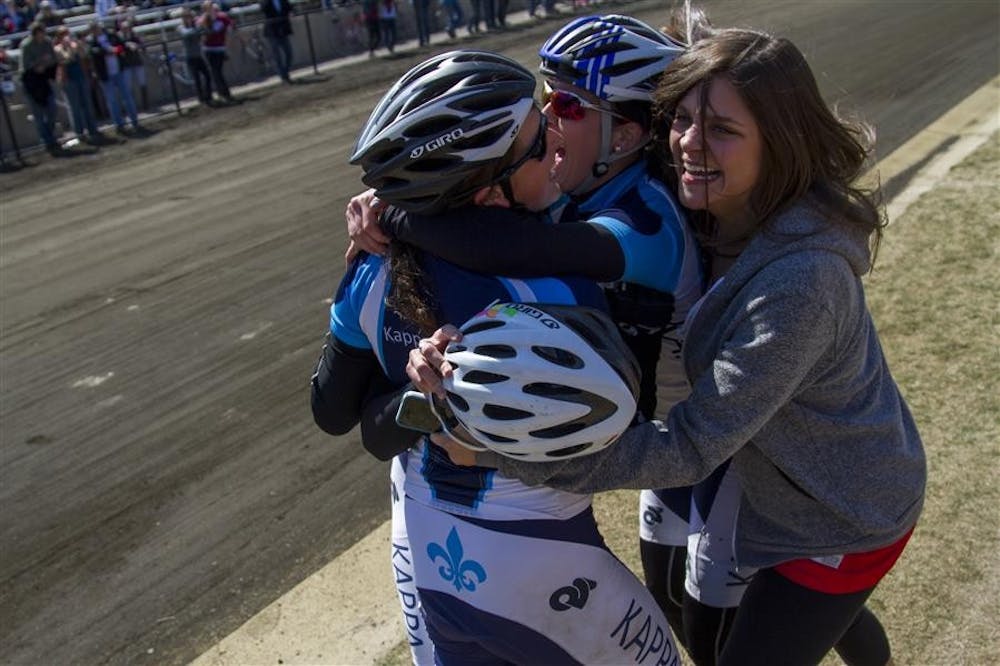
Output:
[330,249,607,518]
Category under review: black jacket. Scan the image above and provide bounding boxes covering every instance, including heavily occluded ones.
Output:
[86,30,124,82]
[260,0,293,38]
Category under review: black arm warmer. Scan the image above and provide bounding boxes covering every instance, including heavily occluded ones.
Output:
[310,334,422,461]
[359,384,424,461]
[310,333,377,436]
[382,205,627,280]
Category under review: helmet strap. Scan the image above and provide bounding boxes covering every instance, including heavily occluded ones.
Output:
[499,177,527,212]
[572,114,651,196]
[571,112,615,195]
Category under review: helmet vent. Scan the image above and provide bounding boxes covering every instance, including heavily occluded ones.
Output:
[451,122,511,149]
[368,144,405,164]
[477,430,518,444]
[603,57,658,77]
[531,345,584,369]
[530,421,587,438]
[404,116,461,139]
[593,41,639,57]
[546,443,592,458]
[524,383,583,399]
[560,320,605,349]
[483,404,534,420]
[463,370,509,385]
[462,320,505,335]
[447,344,468,353]
[474,344,516,359]
[446,391,470,412]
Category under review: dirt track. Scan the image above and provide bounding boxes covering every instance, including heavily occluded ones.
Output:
[2,1,997,664]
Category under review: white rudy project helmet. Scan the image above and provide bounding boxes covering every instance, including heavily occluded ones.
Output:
[442,303,640,461]
[349,50,537,214]
[538,14,685,103]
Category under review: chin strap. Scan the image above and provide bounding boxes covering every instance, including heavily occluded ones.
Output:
[571,113,650,196]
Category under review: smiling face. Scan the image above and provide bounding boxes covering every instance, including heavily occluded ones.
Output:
[669,76,763,231]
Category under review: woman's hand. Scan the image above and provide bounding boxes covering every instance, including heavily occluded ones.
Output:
[406,326,462,398]
[344,188,390,261]
[429,431,479,466]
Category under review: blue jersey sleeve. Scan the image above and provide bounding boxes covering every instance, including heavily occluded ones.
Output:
[330,253,384,350]
[585,196,687,293]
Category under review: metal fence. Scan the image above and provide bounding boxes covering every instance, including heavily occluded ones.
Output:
[1,0,442,160]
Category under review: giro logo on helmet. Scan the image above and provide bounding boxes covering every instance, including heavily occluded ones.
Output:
[410,128,465,159]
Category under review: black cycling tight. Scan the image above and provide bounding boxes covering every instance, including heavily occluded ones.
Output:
[639,540,687,647]
[718,567,891,666]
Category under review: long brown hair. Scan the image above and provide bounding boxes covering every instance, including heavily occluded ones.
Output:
[650,28,885,262]
[385,139,524,335]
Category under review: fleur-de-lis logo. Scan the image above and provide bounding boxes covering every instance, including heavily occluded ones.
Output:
[550,577,597,611]
[427,527,487,592]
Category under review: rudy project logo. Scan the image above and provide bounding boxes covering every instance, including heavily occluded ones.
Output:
[477,302,561,329]
[410,128,465,160]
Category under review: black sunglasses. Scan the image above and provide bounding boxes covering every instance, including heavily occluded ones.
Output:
[492,112,548,185]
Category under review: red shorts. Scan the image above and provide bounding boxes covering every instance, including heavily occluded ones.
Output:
[774,528,914,595]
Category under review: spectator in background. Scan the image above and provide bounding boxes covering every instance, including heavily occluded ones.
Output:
[495,0,507,28]
[377,0,395,55]
[465,0,480,34]
[94,0,116,20]
[438,0,461,39]
[411,0,429,46]
[86,19,141,134]
[197,0,233,102]
[259,0,293,84]
[118,19,149,110]
[36,0,61,27]
[481,0,495,30]
[13,0,37,34]
[1,1,17,34]
[53,25,102,143]
[18,20,59,152]
[361,0,379,58]
[178,6,212,105]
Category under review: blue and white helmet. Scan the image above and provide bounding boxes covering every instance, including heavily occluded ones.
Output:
[539,14,685,103]
[350,50,536,213]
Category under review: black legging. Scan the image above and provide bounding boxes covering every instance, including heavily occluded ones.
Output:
[640,540,687,648]
[205,50,231,100]
[186,56,212,104]
[718,567,891,666]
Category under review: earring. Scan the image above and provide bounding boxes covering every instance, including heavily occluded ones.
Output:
[612,145,622,153]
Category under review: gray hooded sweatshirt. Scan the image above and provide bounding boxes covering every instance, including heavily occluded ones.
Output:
[479,200,926,570]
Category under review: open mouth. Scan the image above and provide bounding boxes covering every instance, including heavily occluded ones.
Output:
[682,163,721,182]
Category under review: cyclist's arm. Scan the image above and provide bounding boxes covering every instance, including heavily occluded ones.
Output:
[310,333,417,460]
[360,383,422,461]
[382,205,627,280]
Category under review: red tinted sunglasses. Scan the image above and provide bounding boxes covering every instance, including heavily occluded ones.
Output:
[541,83,624,122]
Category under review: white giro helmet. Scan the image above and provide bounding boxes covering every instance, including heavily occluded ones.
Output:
[440,302,640,461]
